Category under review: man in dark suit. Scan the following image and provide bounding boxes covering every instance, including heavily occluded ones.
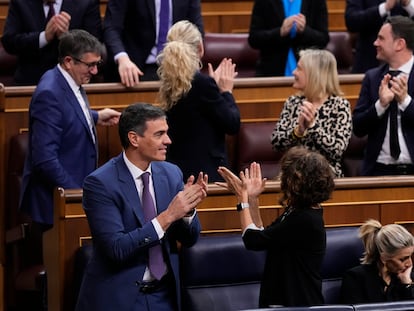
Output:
[345,0,414,73]
[1,0,102,85]
[353,16,414,176]
[19,29,120,231]
[75,103,207,311]
[103,0,204,86]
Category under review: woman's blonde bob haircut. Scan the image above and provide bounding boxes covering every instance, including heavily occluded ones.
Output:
[157,20,203,111]
[297,49,343,100]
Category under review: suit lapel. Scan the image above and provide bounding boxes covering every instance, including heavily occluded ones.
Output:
[55,69,96,144]
[116,155,147,224]
[145,0,156,29]
[152,163,171,214]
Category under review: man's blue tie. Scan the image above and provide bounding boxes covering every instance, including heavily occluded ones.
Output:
[157,0,170,54]
[141,172,167,280]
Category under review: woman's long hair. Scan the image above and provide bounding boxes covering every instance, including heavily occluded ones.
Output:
[157,20,202,111]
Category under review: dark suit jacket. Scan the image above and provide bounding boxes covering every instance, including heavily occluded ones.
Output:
[75,155,201,310]
[352,63,414,175]
[1,0,102,85]
[103,0,204,80]
[166,72,240,182]
[345,0,409,73]
[19,67,99,225]
[248,0,329,77]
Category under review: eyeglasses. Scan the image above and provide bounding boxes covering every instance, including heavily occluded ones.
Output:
[72,56,103,69]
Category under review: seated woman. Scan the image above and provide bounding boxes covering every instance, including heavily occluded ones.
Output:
[270,49,352,177]
[217,146,335,307]
[157,20,240,182]
[340,219,414,303]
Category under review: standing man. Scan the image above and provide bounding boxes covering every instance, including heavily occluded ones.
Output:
[353,16,414,176]
[345,0,414,73]
[75,103,207,311]
[1,0,102,85]
[20,29,121,232]
[103,0,204,86]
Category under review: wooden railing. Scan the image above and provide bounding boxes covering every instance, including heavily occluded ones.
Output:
[45,176,414,311]
[0,75,363,311]
[0,0,346,36]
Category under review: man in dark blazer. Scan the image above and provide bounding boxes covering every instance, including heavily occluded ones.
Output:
[345,0,414,73]
[1,0,102,85]
[247,0,329,77]
[353,16,414,176]
[103,0,204,86]
[19,30,120,230]
[75,103,207,311]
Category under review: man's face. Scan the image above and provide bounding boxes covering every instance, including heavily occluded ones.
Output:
[64,52,102,85]
[374,23,398,63]
[136,118,172,163]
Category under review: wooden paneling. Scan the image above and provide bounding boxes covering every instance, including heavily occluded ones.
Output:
[0,0,346,36]
[45,176,414,310]
[0,75,362,311]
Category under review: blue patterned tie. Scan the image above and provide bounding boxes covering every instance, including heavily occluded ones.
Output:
[141,172,167,280]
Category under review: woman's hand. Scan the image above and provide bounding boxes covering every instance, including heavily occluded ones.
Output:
[240,162,266,199]
[216,166,245,201]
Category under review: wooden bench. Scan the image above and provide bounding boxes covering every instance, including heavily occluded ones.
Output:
[45,176,414,311]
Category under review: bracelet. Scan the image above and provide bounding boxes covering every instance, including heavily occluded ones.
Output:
[292,126,306,139]
[405,282,414,288]
[236,202,250,212]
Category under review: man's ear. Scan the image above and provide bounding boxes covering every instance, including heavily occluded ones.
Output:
[128,131,140,148]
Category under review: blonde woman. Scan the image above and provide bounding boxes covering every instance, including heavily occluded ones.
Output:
[157,20,240,182]
[270,49,352,177]
[340,219,414,303]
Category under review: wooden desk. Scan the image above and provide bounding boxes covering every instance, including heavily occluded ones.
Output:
[44,176,414,311]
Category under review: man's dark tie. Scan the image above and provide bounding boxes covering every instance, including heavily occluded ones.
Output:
[388,70,402,159]
[157,0,170,54]
[45,0,55,22]
[141,172,167,280]
[79,86,99,166]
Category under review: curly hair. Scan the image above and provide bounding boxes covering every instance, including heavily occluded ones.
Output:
[157,20,202,111]
[278,146,335,209]
[359,219,414,264]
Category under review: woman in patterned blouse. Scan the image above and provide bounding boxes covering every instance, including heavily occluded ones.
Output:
[271,49,352,177]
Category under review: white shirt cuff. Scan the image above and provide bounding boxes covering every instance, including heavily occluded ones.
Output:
[151,218,165,239]
[39,31,48,49]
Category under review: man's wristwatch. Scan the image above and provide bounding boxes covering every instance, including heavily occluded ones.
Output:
[236,202,250,212]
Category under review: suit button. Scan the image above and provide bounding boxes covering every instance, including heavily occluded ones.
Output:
[144,237,151,244]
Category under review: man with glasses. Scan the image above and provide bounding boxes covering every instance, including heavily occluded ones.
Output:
[20,29,121,233]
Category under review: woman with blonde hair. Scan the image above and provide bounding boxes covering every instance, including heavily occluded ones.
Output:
[157,20,240,182]
[271,49,352,177]
[340,219,414,303]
